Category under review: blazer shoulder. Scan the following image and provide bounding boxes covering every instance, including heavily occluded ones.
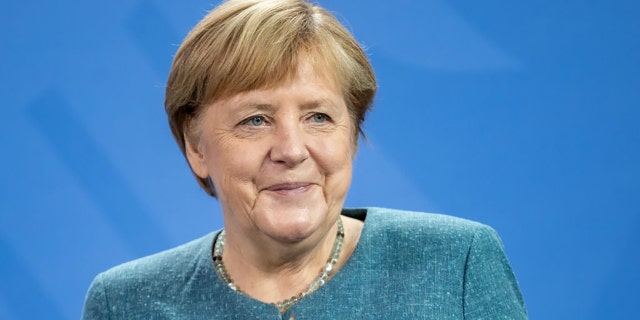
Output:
[365,207,494,242]
[96,232,216,290]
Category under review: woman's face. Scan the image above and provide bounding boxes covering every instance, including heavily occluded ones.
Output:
[186,60,354,244]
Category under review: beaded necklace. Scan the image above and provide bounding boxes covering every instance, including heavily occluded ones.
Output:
[212,217,345,313]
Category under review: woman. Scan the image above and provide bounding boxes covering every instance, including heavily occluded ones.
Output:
[82,0,527,318]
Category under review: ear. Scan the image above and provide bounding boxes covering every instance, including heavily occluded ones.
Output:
[184,135,209,179]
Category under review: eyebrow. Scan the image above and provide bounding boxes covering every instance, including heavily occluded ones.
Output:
[300,101,324,110]
[244,103,274,111]
[240,100,335,111]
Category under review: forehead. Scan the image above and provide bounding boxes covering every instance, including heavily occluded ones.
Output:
[216,57,343,107]
[220,67,345,113]
[213,48,344,99]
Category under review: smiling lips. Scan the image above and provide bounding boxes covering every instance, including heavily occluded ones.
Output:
[263,182,313,195]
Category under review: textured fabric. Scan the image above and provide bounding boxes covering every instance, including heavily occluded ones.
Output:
[82,207,527,319]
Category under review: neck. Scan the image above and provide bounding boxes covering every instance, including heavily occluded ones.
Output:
[215,216,346,309]
[226,220,339,271]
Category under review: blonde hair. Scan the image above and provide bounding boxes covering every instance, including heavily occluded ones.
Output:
[165,0,377,197]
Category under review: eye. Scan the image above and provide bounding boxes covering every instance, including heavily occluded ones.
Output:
[241,115,267,127]
[310,113,330,123]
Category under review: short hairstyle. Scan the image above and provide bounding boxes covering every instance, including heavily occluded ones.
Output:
[165,0,377,197]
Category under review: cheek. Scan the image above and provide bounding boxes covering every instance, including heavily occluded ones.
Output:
[204,134,266,194]
[322,153,353,208]
[312,133,354,186]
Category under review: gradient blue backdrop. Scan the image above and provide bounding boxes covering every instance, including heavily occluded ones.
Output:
[1,1,638,319]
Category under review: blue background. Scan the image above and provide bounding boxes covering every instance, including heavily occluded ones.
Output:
[1,0,638,319]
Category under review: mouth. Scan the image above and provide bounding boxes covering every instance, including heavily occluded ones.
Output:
[263,182,314,195]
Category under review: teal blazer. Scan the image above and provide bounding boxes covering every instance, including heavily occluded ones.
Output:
[83,208,527,319]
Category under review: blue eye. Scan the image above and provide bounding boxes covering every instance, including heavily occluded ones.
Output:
[311,113,329,123]
[244,115,265,126]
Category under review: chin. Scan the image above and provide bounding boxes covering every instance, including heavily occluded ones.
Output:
[254,205,328,244]
[270,229,313,244]
[250,187,321,228]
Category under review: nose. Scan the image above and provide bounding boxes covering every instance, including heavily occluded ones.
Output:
[269,121,309,167]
